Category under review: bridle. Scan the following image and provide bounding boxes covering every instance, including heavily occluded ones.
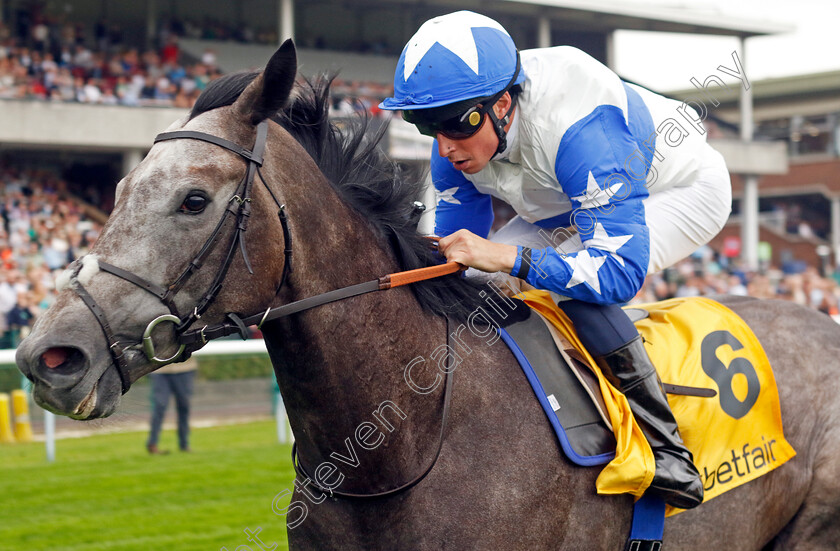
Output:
[68,119,291,394]
[65,115,465,500]
[65,117,462,389]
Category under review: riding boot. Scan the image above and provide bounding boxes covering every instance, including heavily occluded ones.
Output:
[595,336,704,509]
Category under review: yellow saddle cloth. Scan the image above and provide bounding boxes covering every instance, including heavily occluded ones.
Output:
[518,291,796,515]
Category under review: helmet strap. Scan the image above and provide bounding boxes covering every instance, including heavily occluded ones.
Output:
[488,102,515,156]
[484,53,521,156]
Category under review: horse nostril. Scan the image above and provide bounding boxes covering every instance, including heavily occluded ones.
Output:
[41,347,78,370]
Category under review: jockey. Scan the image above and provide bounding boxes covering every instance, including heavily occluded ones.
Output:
[380,10,732,509]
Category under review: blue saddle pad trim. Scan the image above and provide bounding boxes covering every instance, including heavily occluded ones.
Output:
[499,328,614,467]
[626,495,666,549]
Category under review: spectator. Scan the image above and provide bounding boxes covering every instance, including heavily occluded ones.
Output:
[6,290,34,346]
[161,36,180,66]
[146,356,198,454]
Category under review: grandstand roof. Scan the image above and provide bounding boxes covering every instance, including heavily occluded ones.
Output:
[669,70,840,104]
[666,70,840,122]
[488,0,791,36]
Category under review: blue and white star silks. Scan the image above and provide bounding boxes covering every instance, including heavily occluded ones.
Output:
[560,224,635,294]
[571,172,624,209]
[563,250,607,295]
[436,187,462,205]
[430,47,664,305]
[431,149,494,238]
[402,11,507,80]
[587,223,634,267]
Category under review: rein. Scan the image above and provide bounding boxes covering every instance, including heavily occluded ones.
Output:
[178,260,463,345]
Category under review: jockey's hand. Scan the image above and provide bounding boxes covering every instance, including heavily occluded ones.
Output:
[437,229,518,274]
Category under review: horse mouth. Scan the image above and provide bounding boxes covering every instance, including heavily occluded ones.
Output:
[32,379,116,420]
[70,382,99,419]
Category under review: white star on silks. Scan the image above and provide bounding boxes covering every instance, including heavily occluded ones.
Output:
[562,250,608,295]
[437,187,462,205]
[570,171,624,209]
[403,12,508,80]
[585,223,633,267]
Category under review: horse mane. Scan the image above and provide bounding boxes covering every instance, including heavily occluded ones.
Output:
[191,71,487,323]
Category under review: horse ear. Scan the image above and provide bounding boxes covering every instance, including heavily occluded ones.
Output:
[235,39,297,125]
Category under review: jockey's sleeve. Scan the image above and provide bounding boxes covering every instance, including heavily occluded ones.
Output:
[431,145,494,238]
[510,104,653,305]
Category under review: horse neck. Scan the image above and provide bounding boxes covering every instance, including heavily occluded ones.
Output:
[260,154,449,491]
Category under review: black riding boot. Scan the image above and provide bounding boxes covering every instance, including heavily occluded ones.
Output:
[595,336,704,509]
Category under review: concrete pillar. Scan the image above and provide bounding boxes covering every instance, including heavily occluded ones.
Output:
[537,16,551,48]
[826,112,837,155]
[146,0,157,50]
[605,30,617,71]
[789,115,803,157]
[738,37,759,271]
[279,0,294,42]
[832,196,840,268]
[123,149,144,177]
[742,176,759,270]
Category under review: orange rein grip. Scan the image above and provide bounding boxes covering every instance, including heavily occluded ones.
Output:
[379,262,466,289]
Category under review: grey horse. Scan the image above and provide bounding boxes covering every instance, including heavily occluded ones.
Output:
[16,41,840,549]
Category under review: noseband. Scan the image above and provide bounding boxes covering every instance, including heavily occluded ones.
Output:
[68,120,292,394]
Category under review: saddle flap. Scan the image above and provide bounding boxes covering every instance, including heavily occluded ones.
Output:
[500,303,616,465]
[532,314,613,431]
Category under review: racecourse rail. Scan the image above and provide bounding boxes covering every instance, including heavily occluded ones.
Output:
[0,340,291,461]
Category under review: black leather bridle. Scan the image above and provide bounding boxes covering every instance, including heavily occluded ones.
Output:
[68,120,292,394]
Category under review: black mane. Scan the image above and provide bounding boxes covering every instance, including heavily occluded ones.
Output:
[191,71,487,323]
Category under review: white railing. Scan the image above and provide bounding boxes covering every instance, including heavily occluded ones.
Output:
[0,339,290,462]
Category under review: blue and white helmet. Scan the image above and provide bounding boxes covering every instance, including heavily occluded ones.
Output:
[380,11,524,111]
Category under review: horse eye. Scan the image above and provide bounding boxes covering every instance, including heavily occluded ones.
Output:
[179,194,207,214]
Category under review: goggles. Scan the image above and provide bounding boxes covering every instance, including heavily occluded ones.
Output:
[405,103,491,140]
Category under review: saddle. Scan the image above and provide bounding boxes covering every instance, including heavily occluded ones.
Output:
[499,291,796,515]
[497,299,712,467]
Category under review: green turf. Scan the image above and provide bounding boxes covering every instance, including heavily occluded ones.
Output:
[0,421,296,551]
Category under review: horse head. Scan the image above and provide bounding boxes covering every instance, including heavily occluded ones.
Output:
[16,41,302,419]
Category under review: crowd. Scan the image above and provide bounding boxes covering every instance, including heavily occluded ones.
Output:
[632,245,840,317]
[0,14,395,113]
[0,165,102,347]
[328,78,396,119]
[0,16,223,107]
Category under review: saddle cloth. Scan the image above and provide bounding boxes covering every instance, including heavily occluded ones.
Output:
[511,291,796,515]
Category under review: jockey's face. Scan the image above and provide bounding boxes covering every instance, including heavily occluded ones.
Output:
[436,92,514,175]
